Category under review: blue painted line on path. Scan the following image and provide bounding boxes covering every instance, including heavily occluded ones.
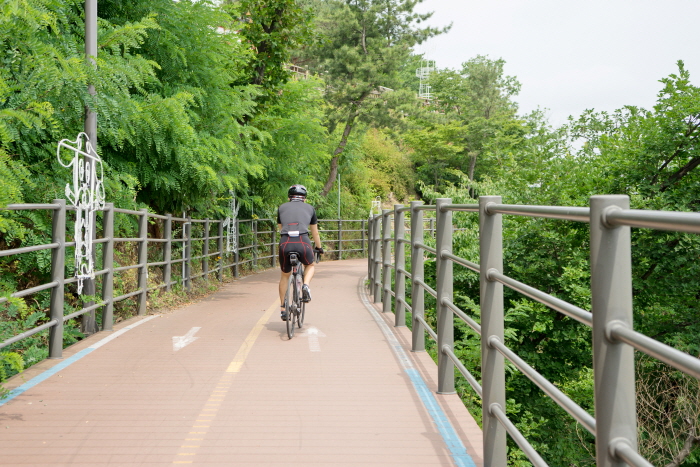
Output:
[359,277,476,467]
[1,348,94,406]
[405,368,476,467]
[1,315,157,407]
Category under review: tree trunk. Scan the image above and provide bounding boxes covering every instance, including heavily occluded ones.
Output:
[321,106,361,197]
[467,151,478,197]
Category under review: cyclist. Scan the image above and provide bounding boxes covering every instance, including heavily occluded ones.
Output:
[277,184,323,321]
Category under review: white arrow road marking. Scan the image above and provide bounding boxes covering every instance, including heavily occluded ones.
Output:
[299,326,326,352]
[173,327,201,351]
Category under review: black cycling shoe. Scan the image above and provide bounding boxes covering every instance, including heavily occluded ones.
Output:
[301,284,311,302]
[280,309,287,321]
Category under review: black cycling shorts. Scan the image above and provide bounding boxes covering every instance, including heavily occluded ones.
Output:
[278,233,315,273]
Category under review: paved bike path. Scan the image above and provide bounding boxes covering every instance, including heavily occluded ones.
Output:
[0,259,483,466]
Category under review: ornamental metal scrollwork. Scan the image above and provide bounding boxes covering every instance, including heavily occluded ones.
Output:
[57,132,106,295]
[370,196,382,217]
[223,191,240,254]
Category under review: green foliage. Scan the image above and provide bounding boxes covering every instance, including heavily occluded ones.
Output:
[98,0,263,214]
[360,128,415,201]
[420,61,700,465]
[248,77,329,214]
[0,350,23,398]
[233,0,313,97]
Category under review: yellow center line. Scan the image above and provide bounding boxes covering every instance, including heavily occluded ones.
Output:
[173,299,278,465]
[226,301,278,373]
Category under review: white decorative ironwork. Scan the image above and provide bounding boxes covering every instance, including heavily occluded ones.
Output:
[223,191,240,254]
[370,196,382,217]
[416,59,436,101]
[57,132,105,295]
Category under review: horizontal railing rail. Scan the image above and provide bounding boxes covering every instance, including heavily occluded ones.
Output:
[0,203,367,362]
[368,196,700,467]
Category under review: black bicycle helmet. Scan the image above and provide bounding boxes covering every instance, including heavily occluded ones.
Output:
[288,184,307,198]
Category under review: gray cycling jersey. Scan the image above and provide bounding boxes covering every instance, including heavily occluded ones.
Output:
[277,200,318,236]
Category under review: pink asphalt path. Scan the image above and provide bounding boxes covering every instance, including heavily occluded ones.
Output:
[0,258,483,466]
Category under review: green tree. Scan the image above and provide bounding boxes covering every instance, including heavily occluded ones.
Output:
[429,56,524,189]
[302,0,448,197]
[98,0,265,214]
[404,122,464,192]
[231,0,314,101]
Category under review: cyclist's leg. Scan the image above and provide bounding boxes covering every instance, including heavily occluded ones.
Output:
[278,241,292,318]
[303,263,315,285]
[299,235,316,286]
[279,271,291,305]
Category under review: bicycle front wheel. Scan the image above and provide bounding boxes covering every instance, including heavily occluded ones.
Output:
[285,273,295,339]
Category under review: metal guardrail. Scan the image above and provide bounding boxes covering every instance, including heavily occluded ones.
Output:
[0,201,366,358]
[367,195,700,467]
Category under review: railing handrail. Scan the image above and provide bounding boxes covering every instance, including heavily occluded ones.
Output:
[368,196,700,467]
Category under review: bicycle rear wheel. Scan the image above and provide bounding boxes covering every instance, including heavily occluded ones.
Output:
[285,273,295,339]
[297,263,305,329]
[298,301,305,328]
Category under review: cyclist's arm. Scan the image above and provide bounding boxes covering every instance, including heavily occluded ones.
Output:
[278,223,282,232]
[309,224,322,249]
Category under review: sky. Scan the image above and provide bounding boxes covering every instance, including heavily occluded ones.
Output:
[413,0,700,127]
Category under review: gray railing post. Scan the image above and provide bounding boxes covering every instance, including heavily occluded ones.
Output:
[381,209,392,312]
[184,217,192,291]
[234,219,240,279]
[590,195,638,467]
[252,220,258,269]
[372,216,382,302]
[217,220,224,281]
[137,209,148,315]
[101,203,114,331]
[338,219,343,260]
[271,221,277,269]
[367,218,373,282]
[394,205,406,327]
[164,214,172,292]
[48,199,66,359]
[361,219,366,257]
[480,195,506,466]
[436,198,455,394]
[203,219,210,282]
[410,201,425,352]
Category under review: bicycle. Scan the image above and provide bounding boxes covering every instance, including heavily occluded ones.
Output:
[284,249,321,339]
